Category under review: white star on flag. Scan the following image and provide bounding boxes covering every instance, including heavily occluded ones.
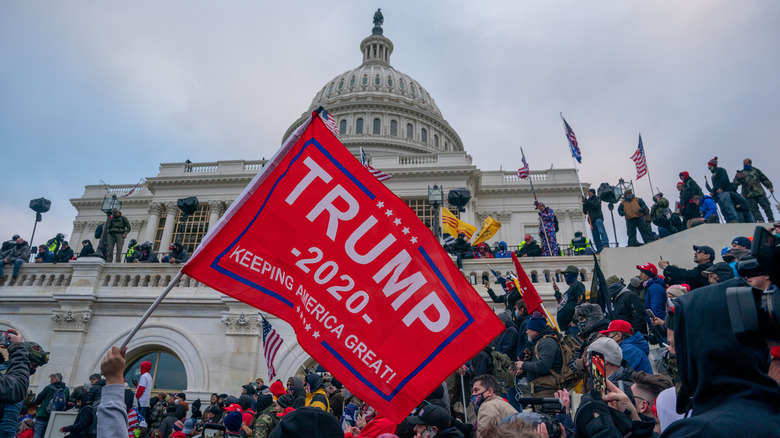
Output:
[376,201,384,208]
[385,209,393,217]
[305,323,312,331]
[313,331,320,339]
[393,218,401,225]
[402,227,410,234]
[410,236,418,244]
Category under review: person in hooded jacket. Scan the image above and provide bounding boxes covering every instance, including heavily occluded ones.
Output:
[599,320,653,375]
[52,241,74,263]
[135,360,153,419]
[238,394,256,427]
[636,263,666,325]
[490,311,518,359]
[77,240,95,259]
[554,266,585,334]
[157,405,178,438]
[303,375,329,412]
[134,242,159,263]
[60,393,93,438]
[494,241,511,258]
[0,237,30,280]
[251,393,278,438]
[678,171,702,207]
[606,276,646,335]
[661,278,780,437]
[473,242,493,259]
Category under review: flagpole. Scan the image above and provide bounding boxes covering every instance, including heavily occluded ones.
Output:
[261,313,312,374]
[526,170,555,257]
[121,270,185,350]
[640,134,655,196]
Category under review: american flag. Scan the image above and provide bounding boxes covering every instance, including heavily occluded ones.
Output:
[516,148,530,179]
[261,316,283,381]
[320,109,340,136]
[561,114,581,163]
[631,134,648,179]
[360,147,393,181]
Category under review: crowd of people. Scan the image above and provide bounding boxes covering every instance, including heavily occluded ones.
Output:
[1,220,778,437]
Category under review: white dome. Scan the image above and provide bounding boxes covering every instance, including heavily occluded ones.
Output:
[284,16,463,156]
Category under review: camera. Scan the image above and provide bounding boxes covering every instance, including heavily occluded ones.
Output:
[727,226,780,347]
[516,397,565,414]
[505,410,563,437]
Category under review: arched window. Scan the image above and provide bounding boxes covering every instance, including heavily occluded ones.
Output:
[339,120,347,135]
[349,76,356,87]
[374,75,381,86]
[373,118,381,135]
[421,128,427,143]
[390,120,398,136]
[356,118,364,134]
[124,349,187,392]
[406,123,413,139]
[361,75,368,86]
[434,134,439,148]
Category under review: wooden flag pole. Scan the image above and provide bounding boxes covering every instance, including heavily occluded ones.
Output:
[121,270,184,350]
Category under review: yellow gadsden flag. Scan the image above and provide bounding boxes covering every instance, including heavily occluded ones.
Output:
[441,207,477,240]
[472,216,502,245]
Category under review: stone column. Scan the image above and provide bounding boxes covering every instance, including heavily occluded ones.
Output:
[144,203,163,243]
[564,210,575,245]
[208,201,224,230]
[157,201,178,252]
[70,221,87,249]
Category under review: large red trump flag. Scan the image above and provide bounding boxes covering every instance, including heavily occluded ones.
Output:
[182,111,503,421]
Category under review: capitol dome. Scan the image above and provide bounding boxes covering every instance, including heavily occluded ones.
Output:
[283,11,463,156]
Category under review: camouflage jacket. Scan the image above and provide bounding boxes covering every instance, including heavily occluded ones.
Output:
[252,403,279,438]
[650,197,670,223]
[733,167,773,198]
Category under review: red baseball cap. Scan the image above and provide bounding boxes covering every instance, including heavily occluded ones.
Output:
[524,234,532,241]
[599,319,633,335]
[636,263,658,276]
[224,403,242,413]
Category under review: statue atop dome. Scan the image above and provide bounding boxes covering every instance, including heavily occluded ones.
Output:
[372,8,384,35]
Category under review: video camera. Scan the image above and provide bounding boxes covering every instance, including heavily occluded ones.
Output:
[516,397,566,414]
[506,409,563,437]
[727,226,780,348]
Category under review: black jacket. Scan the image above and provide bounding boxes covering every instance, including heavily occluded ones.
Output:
[557,281,585,329]
[0,343,30,405]
[77,244,95,258]
[451,237,471,254]
[62,404,93,438]
[608,284,647,335]
[470,348,493,377]
[582,195,604,222]
[522,326,563,382]
[663,262,713,290]
[486,287,521,312]
[86,379,105,406]
[53,246,74,263]
[710,167,734,193]
[492,325,518,359]
[517,240,543,257]
[158,411,178,438]
[661,278,780,437]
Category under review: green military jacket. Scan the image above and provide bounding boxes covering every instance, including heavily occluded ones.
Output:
[733,167,773,198]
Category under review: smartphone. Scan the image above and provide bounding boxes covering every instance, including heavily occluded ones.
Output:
[646,309,656,319]
[202,423,225,438]
[590,352,608,397]
[423,426,437,438]
[0,331,9,348]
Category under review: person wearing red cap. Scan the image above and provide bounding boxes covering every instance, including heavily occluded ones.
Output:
[599,320,653,374]
[636,263,666,336]
[517,234,542,257]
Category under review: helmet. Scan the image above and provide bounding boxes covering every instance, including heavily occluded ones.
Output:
[23,341,50,367]
[56,233,65,240]
[11,234,20,240]
[129,239,138,247]
[141,241,153,251]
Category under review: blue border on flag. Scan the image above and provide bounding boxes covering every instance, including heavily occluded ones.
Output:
[209,138,374,308]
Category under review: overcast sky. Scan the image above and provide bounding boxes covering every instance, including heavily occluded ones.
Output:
[1,1,778,247]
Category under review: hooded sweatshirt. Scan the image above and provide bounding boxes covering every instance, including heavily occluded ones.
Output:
[644,276,667,324]
[290,377,306,408]
[661,278,780,437]
[303,374,329,412]
[620,331,653,374]
[136,361,153,407]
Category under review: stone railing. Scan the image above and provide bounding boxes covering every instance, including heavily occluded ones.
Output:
[398,155,438,165]
[184,163,219,173]
[502,171,549,182]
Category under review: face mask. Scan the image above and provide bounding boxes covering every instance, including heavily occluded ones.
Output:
[527,334,534,343]
[744,164,753,171]
[514,310,519,318]
[174,399,180,405]
[578,320,589,332]
[471,391,486,409]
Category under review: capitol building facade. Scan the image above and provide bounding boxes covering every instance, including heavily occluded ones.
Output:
[1,14,590,403]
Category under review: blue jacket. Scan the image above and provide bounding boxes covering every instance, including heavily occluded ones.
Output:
[645,276,667,324]
[620,331,653,374]
[699,195,718,219]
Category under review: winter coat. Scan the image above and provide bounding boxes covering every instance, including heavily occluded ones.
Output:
[663,261,712,290]
[733,167,773,198]
[644,277,667,323]
[470,348,493,377]
[107,214,131,235]
[157,411,178,438]
[354,413,397,437]
[494,241,511,258]
[35,248,53,263]
[618,197,648,220]
[517,240,542,257]
[609,284,647,335]
[62,404,93,438]
[167,247,189,263]
[303,374,329,412]
[473,243,493,258]
[289,377,306,409]
[492,324,518,359]
[556,281,585,329]
[86,379,105,406]
[3,241,30,263]
[680,174,702,206]
[33,380,69,420]
[450,237,471,254]
[620,332,653,374]
[53,246,74,263]
[136,250,159,263]
[475,397,517,438]
[698,195,718,219]
[522,326,563,384]
[710,166,734,192]
[662,278,780,437]
[77,244,95,258]
[0,344,30,438]
[728,191,751,212]
[582,194,604,222]
[650,197,670,224]
[434,426,465,438]
[486,287,521,312]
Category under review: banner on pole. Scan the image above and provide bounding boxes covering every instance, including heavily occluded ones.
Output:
[472,216,502,246]
[182,112,504,422]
